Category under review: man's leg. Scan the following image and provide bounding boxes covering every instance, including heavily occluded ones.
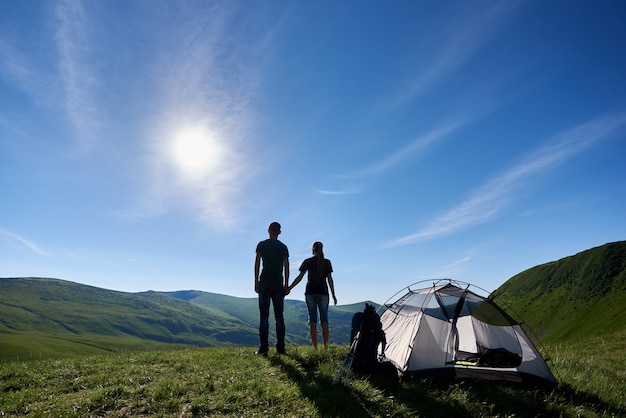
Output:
[257,288,271,354]
[271,288,286,353]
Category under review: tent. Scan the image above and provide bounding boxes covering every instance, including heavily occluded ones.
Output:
[378,279,557,384]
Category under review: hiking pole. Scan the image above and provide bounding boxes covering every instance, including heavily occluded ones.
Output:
[342,346,355,386]
[332,333,359,386]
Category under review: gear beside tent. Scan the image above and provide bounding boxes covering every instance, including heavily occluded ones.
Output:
[379,279,557,384]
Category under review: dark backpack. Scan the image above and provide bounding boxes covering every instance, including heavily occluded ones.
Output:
[352,304,386,373]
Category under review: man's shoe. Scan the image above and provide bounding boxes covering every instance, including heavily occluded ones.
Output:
[255,350,268,357]
[276,350,287,355]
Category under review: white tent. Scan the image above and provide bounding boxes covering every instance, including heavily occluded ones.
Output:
[379,280,557,384]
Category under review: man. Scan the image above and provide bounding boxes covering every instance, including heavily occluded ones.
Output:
[254,221,289,355]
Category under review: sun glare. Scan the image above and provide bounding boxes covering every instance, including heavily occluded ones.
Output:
[171,127,222,180]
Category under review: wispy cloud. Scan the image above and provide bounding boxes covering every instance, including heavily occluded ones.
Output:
[344,121,464,179]
[349,2,522,183]
[0,228,50,256]
[131,3,278,230]
[382,2,520,110]
[442,256,471,270]
[0,39,40,97]
[55,0,100,152]
[386,113,626,247]
[313,187,362,196]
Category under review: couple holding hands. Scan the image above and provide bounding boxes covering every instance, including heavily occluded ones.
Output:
[254,222,337,355]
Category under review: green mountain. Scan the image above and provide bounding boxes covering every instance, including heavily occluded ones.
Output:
[0,277,371,361]
[161,290,373,347]
[0,278,258,350]
[2,241,624,360]
[491,241,626,342]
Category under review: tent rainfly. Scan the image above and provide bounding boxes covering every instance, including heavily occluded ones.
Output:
[378,280,557,384]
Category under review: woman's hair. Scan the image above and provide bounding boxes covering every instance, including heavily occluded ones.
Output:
[312,241,325,278]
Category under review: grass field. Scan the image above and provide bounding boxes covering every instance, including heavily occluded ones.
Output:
[1,334,624,417]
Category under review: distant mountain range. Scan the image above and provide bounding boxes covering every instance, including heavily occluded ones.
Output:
[0,277,374,360]
[1,241,624,360]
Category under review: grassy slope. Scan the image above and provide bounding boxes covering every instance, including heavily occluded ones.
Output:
[491,241,626,342]
[164,290,377,347]
[2,240,624,373]
[1,343,623,417]
[2,244,626,415]
[0,278,258,358]
[0,331,178,361]
[0,278,371,361]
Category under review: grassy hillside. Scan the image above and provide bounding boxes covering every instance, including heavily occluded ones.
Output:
[2,240,624,366]
[1,342,624,417]
[491,241,626,342]
[0,278,371,361]
[2,243,626,415]
[0,278,258,359]
[164,290,377,347]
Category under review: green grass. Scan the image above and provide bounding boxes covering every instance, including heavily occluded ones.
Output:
[2,241,624,417]
[1,337,624,417]
[0,331,183,362]
[547,329,626,411]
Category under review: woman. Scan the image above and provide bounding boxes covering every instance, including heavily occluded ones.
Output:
[289,241,337,349]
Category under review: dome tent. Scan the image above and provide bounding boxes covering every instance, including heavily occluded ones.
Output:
[379,279,557,384]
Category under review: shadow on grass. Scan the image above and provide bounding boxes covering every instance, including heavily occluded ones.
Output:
[269,353,370,416]
[269,351,471,417]
[369,371,624,417]
[270,350,625,417]
[553,382,625,417]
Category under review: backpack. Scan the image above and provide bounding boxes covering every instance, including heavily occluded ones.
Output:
[351,304,386,374]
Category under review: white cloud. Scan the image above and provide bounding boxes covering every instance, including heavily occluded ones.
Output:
[0,228,50,256]
[55,0,100,152]
[386,113,626,247]
[313,187,362,196]
[382,1,520,110]
[343,120,464,181]
[126,3,277,230]
[442,256,471,270]
[0,39,37,94]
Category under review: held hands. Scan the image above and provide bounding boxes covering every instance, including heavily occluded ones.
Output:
[284,286,290,296]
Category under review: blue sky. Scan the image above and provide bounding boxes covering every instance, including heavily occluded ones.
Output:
[1,1,625,304]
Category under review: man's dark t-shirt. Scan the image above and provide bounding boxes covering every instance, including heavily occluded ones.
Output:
[299,256,333,295]
[256,239,289,285]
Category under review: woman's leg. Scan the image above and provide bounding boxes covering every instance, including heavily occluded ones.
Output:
[318,295,330,348]
[321,322,330,349]
[309,323,318,349]
[305,294,319,348]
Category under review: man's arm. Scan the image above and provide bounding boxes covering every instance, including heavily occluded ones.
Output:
[283,257,290,288]
[254,252,261,293]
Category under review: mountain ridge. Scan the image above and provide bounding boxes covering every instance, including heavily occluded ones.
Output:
[0,277,373,360]
[491,240,626,342]
[1,240,624,360]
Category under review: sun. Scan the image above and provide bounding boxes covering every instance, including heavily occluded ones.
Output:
[171,126,223,180]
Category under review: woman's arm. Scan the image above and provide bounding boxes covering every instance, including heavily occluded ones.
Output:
[289,270,305,292]
[327,272,337,305]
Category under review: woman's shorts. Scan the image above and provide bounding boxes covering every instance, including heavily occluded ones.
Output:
[305,294,329,323]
